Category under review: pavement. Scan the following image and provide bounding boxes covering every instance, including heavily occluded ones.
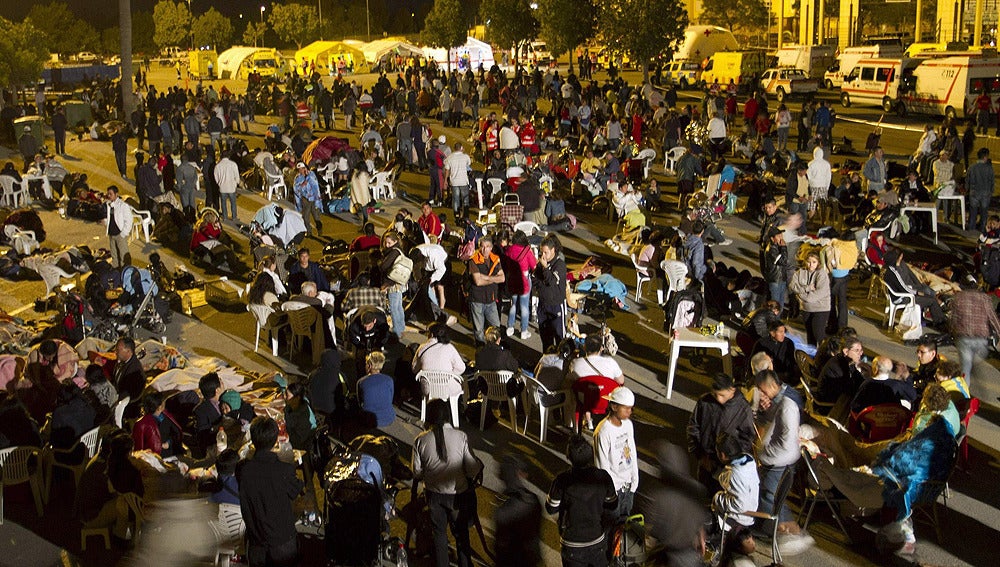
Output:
[1,65,999,566]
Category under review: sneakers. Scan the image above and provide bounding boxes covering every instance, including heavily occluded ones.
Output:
[520,330,532,340]
[717,238,734,246]
[776,532,815,556]
[445,315,457,325]
[505,327,515,337]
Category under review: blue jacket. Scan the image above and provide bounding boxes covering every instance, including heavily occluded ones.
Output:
[684,234,706,282]
[357,372,395,427]
[872,418,956,521]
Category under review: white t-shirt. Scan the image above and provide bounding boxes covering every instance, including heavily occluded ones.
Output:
[568,355,623,382]
[415,243,449,281]
[707,117,727,139]
[594,417,639,492]
[444,151,472,186]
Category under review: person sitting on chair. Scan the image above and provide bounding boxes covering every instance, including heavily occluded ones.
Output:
[882,249,947,328]
[750,320,800,385]
[850,356,919,414]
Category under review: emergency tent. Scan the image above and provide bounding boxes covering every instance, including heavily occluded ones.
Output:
[422,37,495,71]
[294,40,370,75]
[217,46,284,79]
[361,38,423,65]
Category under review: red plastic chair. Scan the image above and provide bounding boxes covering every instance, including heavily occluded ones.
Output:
[849,403,913,443]
[572,375,620,432]
[953,397,980,468]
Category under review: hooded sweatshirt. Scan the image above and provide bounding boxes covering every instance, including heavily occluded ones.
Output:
[807,146,832,191]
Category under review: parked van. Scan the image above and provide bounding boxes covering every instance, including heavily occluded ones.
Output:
[900,54,1000,118]
[775,44,835,80]
[839,57,920,111]
[823,45,904,89]
[664,60,702,89]
[513,40,552,66]
[700,50,767,92]
[672,26,738,64]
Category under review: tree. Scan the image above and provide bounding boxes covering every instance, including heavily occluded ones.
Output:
[596,0,688,81]
[480,0,539,69]
[0,17,49,89]
[536,0,595,72]
[132,11,157,55]
[700,0,769,37]
[25,2,100,55]
[101,27,121,55]
[423,0,468,71]
[242,21,268,47]
[152,0,191,49]
[192,8,233,51]
[269,3,320,49]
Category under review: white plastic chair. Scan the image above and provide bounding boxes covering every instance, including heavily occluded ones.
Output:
[113,396,130,429]
[213,502,246,567]
[0,175,29,208]
[248,303,289,356]
[474,370,519,431]
[664,146,686,175]
[636,148,656,179]
[44,426,102,505]
[417,370,465,427]
[631,253,652,301]
[522,376,573,443]
[513,221,541,236]
[0,446,45,521]
[883,281,916,328]
[486,178,505,200]
[265,170,288,201]
[661,259,689,302]
[368,170,396,201]
[129,206,155,243]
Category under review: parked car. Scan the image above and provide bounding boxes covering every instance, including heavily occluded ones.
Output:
[75,52,100,63]
[758,67,818,102]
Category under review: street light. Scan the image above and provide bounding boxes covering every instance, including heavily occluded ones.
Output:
[187,0,193,51]
[259,5,266,47]
[366,0,371,40]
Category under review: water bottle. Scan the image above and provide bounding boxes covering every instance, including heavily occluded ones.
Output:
[216,426,228,454]
[716,322,725,338]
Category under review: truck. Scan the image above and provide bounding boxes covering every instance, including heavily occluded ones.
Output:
[839,57,921,111]
[775,44,835,80]
[664,60,703,89]
[700,50,767,92]
[672,25,738,64]
[899,53,1000,119]
[759,67,818,101]
[189,49,218,79]
[823,45,905,89]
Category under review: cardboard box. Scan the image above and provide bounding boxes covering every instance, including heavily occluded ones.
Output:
[205,277,244,307]
[178,288,207,315]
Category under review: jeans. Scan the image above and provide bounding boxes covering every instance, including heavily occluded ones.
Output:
[704,222,726,243]
[470,301,500,345]
[427,491,473,567]
[957,336,989,385]
[768,281,787,311]
[613,488,634,524]
[968,192,990,232]
[561,539,608,567]
[398,138,413,165]
[220,191,238,221]
[830,276,849,330]
[179,188,194,209]
[758,463,794,526]
[115,151,128,177]
[452,184,470,216]
[387,289,405,338]
[508,289,531,334]
[776,127,789,150]
[300,199,321,235]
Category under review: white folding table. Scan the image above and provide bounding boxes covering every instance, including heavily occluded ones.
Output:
[936,195,966,230]
[664,327,733,399]
[901,202,938,244]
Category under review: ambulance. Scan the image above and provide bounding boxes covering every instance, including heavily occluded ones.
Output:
[899,52,1000,119]
[838,57,921,111]
[823,44,904,89]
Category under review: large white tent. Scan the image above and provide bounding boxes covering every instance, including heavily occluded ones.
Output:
[422,37,495,71]
[361,38,423,65]
[217,46,285,79]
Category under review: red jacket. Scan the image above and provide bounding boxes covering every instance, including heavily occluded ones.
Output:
[191,221,222,251]
[418,213,443,237]
[132,411,181,454]
[520,122,536,148]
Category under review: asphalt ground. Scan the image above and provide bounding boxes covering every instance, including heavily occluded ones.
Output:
[1,64,1000,567]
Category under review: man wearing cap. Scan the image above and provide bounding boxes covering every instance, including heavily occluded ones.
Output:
[967,148,995,232]
[863,146,888,192]
[594,386,639,523]
[293,162,323,237]
[687,373,755,493]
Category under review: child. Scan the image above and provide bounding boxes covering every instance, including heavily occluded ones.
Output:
[934,359,970,399]
[209,449,240,506]
[711,432,759,557]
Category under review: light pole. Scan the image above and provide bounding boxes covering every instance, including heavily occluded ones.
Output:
[366,0,371,40]
[317,0,323,40]
[187,0,193,50]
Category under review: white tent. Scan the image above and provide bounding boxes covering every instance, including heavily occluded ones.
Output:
[361,38,423,64]
[217,46,284,79]
[422,37,495,71]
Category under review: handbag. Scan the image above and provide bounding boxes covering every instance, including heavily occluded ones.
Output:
[896,303,923,341]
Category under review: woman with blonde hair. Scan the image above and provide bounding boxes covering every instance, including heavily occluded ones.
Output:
[788,251,831,345]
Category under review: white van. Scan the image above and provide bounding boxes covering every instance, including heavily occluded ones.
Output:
[513,41,552,66]
[823,45,904,89]
[839,58,921,111]
[900,54,1000,119]
[775,45,835,79]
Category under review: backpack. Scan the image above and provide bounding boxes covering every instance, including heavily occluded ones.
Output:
[62,292,90,344]
[983,246,1000,288]
[386,253,413,285]
[663,289,704,332]
[611,514,647,567]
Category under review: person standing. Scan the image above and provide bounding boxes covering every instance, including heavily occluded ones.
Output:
[214,150,242,223]
[293,162,323,237]
[788,252,831,345]
[504,231,538,340]
[807,146,832,225]
[687,373,756,494]
[51,106,67,155]
[379,231,408,339]
[175,154,199,215]
[444,142,472,221]
[863,146,887,192]
[412,399,482,567]
[104,186,133,268]
[111,127,129,180]
[238,417,304,567]
[825,230,858,333]
[966,148,995,232]
[535,235,568,352]
[546,434,618,567]
[752,370,802,537]
[675,145,703,210]
[949,279,1000,385]
[593,386,639,524]
[467,235,505,346]
[785,161,810,232]
[18,126,38,173]
[494,455,542,567]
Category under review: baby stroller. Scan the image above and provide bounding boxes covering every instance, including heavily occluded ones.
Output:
[249,203,307,252]
[323,438,407,567]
